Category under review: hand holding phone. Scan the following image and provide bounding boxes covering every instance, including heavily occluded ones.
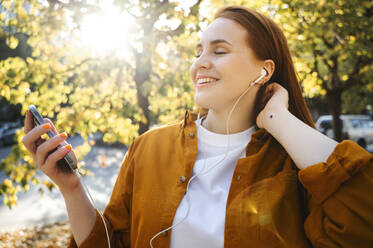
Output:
[27,105,78,173]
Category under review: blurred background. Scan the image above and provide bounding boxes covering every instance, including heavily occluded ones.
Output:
[0,0,372,246]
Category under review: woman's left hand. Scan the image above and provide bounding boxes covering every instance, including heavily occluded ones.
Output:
[256,82,289,128]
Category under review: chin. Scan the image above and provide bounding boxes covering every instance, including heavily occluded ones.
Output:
[194,95,223,111]
[194,95,211,109]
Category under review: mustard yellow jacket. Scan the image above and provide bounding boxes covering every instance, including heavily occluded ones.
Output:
[69,110,373,247]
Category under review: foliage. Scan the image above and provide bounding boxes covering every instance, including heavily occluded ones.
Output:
[0,0,202,208]
[1,0,372,208]
[273,0,373,94]
[272,0,373,139]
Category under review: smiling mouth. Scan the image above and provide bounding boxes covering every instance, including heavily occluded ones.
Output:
[197,78,219,85]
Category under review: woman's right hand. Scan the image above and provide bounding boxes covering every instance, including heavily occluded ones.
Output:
[22,110,80,195]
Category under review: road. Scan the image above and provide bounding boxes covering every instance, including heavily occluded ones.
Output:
[0,136,127,232]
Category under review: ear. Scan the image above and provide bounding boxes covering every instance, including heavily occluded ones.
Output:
[262,59,275,83]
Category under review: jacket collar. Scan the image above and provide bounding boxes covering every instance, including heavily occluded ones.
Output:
[182,109,271,143]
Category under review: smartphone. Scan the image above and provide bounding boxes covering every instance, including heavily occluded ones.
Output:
[29,105,77,173]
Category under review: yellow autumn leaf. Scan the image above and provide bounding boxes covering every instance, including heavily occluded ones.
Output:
[10,195,18,205]
[100,161,106,168]
[26,57,34,64]
[43,180,52,188]
[1,85,10,99]
[3,179,12,188]
[6,36,19,49]
[23,184,30,191]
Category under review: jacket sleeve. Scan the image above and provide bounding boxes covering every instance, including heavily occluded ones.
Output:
[298,140,373,248]
[68,140,136,248]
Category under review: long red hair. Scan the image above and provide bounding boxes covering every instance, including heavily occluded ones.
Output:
[198,6,315,129]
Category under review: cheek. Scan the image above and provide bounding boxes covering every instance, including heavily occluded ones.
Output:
[219,58,251,90]
[219,56,249,80]
[189,63,197,81]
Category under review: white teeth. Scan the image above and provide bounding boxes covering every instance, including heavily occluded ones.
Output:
[197,78,218,84]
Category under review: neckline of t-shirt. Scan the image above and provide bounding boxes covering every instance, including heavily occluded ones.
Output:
[194,118,257,147]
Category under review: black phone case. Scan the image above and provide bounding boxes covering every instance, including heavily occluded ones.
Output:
[29,105,77,173]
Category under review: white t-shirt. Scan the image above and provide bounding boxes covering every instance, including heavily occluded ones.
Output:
[169,117,257,248]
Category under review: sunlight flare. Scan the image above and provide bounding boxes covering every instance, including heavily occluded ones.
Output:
[78,1,134,57]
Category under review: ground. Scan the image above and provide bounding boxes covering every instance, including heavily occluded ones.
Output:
[0,221,70,248]
[0,135,127,248]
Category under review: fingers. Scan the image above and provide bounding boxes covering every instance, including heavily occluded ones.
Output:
[35,132,68,166]
[263,82,289,98]
[264,83,277,94]
[44,118,59,136]
[22,123,53,154]
[260,85,274,108]
[268,83,288,94]
[260,94,271,107]
[260,83,281,108]
[24,110,35,134]
[260,82,289,110]
[43,144,72,174]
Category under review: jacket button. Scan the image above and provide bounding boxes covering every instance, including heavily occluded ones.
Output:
[180,176,186,183]
[189,132,195,138]
[237,175,241,181]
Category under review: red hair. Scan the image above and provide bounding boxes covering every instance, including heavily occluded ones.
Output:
[199,6,315,129]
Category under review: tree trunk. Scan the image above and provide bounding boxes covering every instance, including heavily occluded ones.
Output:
[326,89,343,142]
[129,0,202,135]
[134,41,152,135]
[136,76,151,135]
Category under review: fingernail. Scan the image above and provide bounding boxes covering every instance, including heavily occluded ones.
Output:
[42,123,51,129]
[59,132,67,139]
[65,144,72,151]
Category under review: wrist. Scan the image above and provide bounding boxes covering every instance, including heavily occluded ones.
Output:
[60,180,83,198]
[261,105,289,131]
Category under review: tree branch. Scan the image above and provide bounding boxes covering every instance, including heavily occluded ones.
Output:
[157,0,203,41]
[189,0,203,17]
[61,58,96,73]
[322,58,333,71]
[312,50,328,90]
[343,56,372,90]
[47,0,99,11]
[321,35,334,49]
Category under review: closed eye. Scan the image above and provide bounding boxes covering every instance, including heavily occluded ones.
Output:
[195,51,227,58]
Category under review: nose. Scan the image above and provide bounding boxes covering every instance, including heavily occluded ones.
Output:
[194,52,212,70]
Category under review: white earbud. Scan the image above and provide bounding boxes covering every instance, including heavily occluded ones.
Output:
[250,68,268,86]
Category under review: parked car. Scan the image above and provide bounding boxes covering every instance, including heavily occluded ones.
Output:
[315,115,373,149]
[0,120,22,146]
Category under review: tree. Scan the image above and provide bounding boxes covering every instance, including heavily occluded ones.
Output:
[112,0,203,134]
[273,0,373,141]
[0,0,203,207]
[0,0,101,207]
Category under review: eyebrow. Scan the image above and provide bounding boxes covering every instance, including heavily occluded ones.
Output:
[196,39,232,49]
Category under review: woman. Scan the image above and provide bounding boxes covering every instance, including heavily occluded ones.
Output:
[22,6,373,248]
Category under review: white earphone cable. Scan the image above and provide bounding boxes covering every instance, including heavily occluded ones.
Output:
[76,169,111,248]
[149,70,267,248]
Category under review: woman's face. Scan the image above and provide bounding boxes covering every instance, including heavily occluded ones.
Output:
[190,17,264,112]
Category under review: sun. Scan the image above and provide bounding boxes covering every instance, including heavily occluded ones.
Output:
[77,1,134,57]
